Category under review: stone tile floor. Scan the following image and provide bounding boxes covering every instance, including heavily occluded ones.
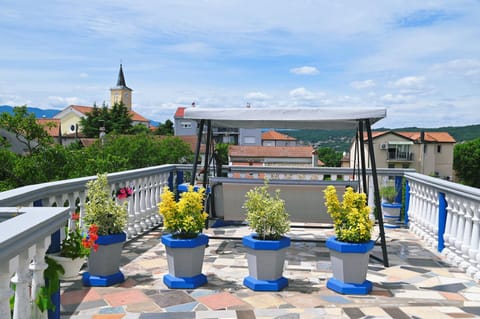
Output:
[59,224,480,318]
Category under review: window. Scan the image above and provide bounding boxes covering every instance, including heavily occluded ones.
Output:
[437,145,442,153]
[70,124,76,132]
[244,136,256,144]
[180,121,192,129]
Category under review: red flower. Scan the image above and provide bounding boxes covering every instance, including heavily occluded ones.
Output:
[82,224,99,252]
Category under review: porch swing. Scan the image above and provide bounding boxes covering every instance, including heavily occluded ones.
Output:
[183,106,390,267]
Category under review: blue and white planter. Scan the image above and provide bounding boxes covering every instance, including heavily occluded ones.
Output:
[82,232,126,287]
[326,236,374,295]
[382,202,402,228]
[242,233,291,291]
[161,233,209,289]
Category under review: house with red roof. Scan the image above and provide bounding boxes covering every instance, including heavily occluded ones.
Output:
[350,130,456,180]
[54,65,150,138]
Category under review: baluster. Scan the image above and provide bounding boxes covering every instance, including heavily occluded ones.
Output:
[133,178,143,234]
[461,202,474,271]
[446,195,460,264]
[0,261,13,319]
[138,177,148,232]
[30,237,50,319]
[468,202,480,279]
[454,197,467,267]
[12,247,34,319]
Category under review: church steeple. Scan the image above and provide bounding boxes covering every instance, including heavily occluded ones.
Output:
[110,63,133,110]
[116,64,128,88]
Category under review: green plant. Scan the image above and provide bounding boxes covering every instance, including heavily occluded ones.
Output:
[60,212,98,259]
[84,173,128,236]
[159,185,208,239]
[243,180,290,240]
[380,185,397,203]
[324,185,373,243]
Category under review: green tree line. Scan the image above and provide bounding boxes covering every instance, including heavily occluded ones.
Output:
[0,106,191,191]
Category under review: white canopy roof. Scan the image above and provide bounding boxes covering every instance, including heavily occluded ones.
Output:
[183,107,386,130]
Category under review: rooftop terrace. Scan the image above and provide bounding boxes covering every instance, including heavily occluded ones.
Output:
[60,224,480,319]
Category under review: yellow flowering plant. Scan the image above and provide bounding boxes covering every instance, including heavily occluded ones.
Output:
[159,185,208,239]
[324,185,373,243]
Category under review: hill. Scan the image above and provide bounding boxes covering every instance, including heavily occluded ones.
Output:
[0,105,60,118]
[280,124,480,153]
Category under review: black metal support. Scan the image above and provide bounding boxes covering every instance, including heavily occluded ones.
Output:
[365,119,389,267]
[202,120,212,188]
[191,119,205,185]
[358,121,368,194]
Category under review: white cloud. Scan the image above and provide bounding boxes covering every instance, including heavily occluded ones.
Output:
[47,96,83,107]
[381,93,415,104]
[290,66,319,75]
[390,76,425,89]
[350,80,375,89]
[244,91,271,101]
[432,59,480,79]
[289,87,317,100]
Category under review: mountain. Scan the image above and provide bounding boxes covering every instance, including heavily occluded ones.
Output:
[0,105,60,118]
[280,124,480,153]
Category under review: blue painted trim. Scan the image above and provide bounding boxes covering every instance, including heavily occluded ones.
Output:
[394,176,403,203]
[438,192,447,252]
[327,277,372,295]
[243,276,288,291]
[381,202,402,209]
[325,237,374,253]
[82,271,125,287]
[161,233,209,248]
[163,273,207,289]
[95,232,127,245]
[168,171,174,192]
[242,234,291,250]
[404,181,410,225]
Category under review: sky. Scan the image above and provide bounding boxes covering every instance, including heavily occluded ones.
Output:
[1,1,479,129]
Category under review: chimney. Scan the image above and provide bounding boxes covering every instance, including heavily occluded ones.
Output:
[312,149,318,167]
[191,102,196,108]
[420,130,425,143]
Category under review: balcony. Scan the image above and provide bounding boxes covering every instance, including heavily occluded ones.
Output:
[1,165,480,318]
[387,151,414,162]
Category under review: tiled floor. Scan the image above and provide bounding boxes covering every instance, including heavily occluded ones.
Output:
[59,224,480,318]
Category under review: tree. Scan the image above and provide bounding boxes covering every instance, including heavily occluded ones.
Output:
[155,119,174,135]
[0,105,54,153]
[80,101,133,137]
[453,138,480,188]
[317,147,343,167]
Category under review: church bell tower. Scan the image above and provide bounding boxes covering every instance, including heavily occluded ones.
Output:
[110,64,133,110]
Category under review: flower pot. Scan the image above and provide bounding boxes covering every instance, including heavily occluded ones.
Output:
[326,236,374,295]
[48,254,85,279]
[242,233,291,291]
[82,232,126,287]
[161,233,209,289]
[382,202,402,228]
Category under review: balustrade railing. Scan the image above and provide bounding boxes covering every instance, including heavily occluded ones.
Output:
[405,172,480,281]
[2,165,480,318]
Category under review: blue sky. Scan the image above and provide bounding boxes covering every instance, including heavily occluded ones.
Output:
[1,0,479,128]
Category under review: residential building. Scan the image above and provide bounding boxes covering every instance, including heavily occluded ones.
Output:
[229,145,322,167]
[350,131,456,180]
[261,130,298,146]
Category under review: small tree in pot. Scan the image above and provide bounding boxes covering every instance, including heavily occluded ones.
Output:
[242,180,291,291]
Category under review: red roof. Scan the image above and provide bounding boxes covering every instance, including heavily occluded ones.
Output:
[174,107,186,118]
[229,145,315,158]
[364,131,455,143]
[37,118,61,137]
[262,130,296,141]
[69,105,149,123]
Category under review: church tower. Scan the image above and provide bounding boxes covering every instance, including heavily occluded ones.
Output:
[110,64,133,110]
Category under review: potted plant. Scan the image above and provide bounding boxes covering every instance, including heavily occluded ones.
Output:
[324,185,374,295]
[82,173,128,287]
[242,180,291,291]
[48,212,98,279]
[380,184,402,225]
[159,184,209,288]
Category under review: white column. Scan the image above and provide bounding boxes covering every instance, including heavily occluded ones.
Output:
[30,236,50,319]
[12,247,35,319]
[0,260,13,319]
